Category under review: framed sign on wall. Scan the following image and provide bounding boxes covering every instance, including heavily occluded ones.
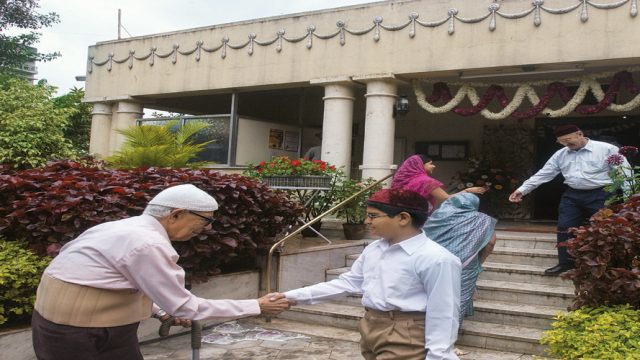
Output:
[415,141,468,161]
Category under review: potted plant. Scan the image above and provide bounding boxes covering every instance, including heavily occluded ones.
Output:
[244,156,341,237]
[333,177,382,240]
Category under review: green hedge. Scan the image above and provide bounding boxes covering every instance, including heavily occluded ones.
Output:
[0,240,50,326]
[540,305,640,359]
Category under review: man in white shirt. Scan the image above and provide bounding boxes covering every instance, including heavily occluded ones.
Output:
[31,184,291,360]
[509,125,629,275]
[284,188,462,360]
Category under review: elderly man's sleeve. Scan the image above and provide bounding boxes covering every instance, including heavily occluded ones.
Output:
[119,242,260,320]
[419,257,461,360]
[517,152,561,196]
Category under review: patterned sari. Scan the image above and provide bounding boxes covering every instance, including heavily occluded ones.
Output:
[423,193,497,322]
[391,155,444,214]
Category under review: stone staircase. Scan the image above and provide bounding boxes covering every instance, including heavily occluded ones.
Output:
[279,230,574,357]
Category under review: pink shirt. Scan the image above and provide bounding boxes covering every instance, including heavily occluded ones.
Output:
[45,215,260,320]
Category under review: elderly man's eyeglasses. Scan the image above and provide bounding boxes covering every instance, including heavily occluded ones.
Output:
[187,210,215,224]
[366,213,389,220]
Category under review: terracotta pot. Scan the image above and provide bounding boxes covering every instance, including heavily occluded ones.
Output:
[301,221,322,237]
[342,223,367,240]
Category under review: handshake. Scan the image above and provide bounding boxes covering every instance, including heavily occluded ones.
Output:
[257,292,297,316]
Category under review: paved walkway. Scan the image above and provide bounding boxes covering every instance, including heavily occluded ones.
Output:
[140,318,536,360]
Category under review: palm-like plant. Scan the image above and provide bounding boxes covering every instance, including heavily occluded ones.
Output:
[107,120,213,168]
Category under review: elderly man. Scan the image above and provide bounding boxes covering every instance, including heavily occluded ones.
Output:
[509,125,629,275]
[31,184,291,360]
[284,188,461,360]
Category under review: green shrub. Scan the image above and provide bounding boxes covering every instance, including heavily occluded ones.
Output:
[0,240,50,326]
[540,305,640,359]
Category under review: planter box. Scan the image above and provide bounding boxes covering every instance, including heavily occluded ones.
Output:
[262,175,332,189]
[0,270,260,360]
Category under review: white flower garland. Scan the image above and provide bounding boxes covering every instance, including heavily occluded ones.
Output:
[413,75,640,120]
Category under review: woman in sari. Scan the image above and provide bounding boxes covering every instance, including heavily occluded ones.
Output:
[423,192,497,323]
[391,154,486,214]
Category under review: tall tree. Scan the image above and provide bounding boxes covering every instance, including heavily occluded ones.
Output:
[53,87,92,154]
[0,78,74,168]
[0,0,60,76]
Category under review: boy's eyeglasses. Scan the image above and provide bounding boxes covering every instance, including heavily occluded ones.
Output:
[187,210,215,224]
[366,213,389,220]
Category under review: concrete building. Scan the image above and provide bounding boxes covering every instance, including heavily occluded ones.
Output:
[13,46,38,83]
[83,0,640,220]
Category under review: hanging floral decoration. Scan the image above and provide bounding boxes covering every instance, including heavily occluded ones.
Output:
[414,71,640,120]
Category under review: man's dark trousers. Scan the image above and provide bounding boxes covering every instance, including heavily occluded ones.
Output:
[556,187,609,265]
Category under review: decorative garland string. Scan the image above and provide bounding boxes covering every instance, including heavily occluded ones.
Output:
[414,71,640,120]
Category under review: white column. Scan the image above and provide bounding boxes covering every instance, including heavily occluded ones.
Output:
[88,102,113,158]
[109,101,143,155]
[312,78,355,177]
[355,75,398,181]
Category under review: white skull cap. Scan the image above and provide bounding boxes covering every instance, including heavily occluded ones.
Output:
[148,184,218,211]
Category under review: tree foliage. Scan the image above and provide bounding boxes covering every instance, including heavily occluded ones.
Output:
[107,121,213,168]
[53,87,92,154]
[0,78,75,168]
[0,0,60,75]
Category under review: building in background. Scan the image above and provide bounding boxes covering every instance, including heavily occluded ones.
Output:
[82,0,640,219]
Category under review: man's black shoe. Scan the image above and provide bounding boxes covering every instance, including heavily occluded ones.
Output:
[544,263,574,276]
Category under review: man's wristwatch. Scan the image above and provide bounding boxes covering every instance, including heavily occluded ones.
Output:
[153,309,168,319]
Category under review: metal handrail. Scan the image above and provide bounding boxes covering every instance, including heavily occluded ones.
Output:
[265,172,394,295]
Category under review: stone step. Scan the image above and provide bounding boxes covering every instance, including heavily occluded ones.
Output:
[262,317,537,360]
[487,247,558,267]
[480,262,572,287]
[469,300,565,330]
[278,302,363,329]
[326,266,351,281]
[458,320,547,356]
[346,253,358,267]
[494,231,557,250]
[279,302,549,356]
[495,230,557,241]
[475,279,574,308]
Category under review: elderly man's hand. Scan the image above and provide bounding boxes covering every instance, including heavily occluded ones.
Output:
[508,190,523,203]
[158,314,192,328]
[258,292,296,316]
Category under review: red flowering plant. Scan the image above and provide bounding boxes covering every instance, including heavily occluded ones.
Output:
[243,156,338,178]
[243,156,341,221]
[605,146,640,205]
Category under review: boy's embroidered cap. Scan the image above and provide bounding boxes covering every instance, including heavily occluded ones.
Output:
[367,188,429,213]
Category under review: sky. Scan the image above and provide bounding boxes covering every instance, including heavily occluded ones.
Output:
[30,0,379,95]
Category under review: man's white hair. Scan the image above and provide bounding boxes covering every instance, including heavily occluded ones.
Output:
[143,204,174,218]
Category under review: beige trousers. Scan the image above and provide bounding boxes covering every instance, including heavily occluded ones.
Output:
[358,308,426,360]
